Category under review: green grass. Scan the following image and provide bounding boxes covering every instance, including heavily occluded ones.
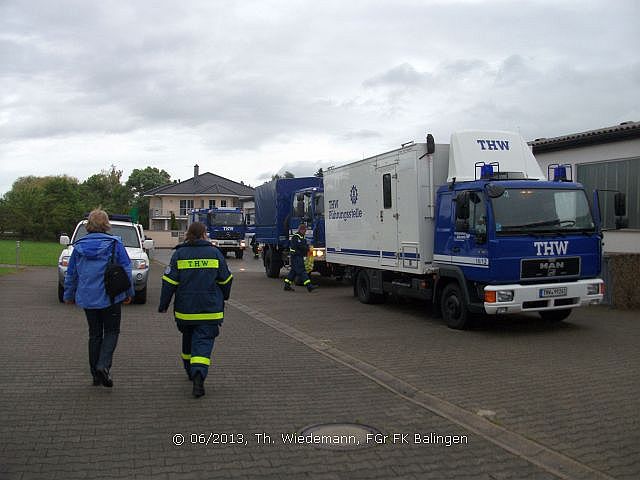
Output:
[0,240,63,267]
[0,267,19,276]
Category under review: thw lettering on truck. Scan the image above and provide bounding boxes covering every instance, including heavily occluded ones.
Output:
[534,241,569,256]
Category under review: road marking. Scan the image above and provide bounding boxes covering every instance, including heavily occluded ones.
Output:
[229,298,614,480]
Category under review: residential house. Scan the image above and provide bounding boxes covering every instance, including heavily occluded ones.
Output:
[143,165,255,246]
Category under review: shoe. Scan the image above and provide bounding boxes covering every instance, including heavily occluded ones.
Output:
[192,372,205,398]
[96,368,113,388]
[306,284,318,292]
[284,283,294,291]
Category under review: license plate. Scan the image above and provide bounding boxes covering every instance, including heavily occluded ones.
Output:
[539,287,567,298]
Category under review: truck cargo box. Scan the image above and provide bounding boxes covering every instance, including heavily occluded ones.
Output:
[324,142,449,275]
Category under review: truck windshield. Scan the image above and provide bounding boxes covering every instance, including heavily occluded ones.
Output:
[74,224,141,248]
[209,212,243,226]
[492,188,595,234]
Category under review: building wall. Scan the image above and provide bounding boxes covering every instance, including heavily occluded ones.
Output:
[535,137,640,253]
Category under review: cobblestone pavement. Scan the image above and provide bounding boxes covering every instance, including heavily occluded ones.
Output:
[0,256,638,479]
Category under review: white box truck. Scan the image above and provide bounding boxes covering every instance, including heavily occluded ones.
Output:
[324,130,626,328]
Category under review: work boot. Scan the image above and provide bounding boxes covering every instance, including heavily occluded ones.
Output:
[192,372,205,398]
[96,367,113,388]
[284,283,294,291]
[306,284,318,292]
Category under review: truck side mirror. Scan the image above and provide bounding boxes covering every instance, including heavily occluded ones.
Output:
[426,133,435,154]
[614,192,626,217]
[60,235,70,246]
[455,192,470,220]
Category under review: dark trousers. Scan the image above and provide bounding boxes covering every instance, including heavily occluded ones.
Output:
[84,303,121,377]
[178,323,220,380]
[285,255,310,286]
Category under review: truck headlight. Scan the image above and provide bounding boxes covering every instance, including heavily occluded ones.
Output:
[587,283,601,295]
[497,290,514,302]
[132,259,148,270]
[312,248,325,257]
[240,240,246,247]
[485,290,513,303]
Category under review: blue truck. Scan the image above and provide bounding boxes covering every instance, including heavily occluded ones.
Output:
[254,177,337,278]
[324,130,627,329]
[189,207,247,258]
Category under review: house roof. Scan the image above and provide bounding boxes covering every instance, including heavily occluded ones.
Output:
[529,121,640,153]
[143,172,255,197]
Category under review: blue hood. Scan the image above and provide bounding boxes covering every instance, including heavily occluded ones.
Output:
[74,233,117,258]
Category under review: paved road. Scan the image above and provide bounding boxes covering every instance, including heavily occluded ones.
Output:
[1,255,638,479]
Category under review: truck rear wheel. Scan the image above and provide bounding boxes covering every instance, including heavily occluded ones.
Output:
[265,248,282,278]
[539,309,571,322]
[356,271,385,304]
[441,283,470,329]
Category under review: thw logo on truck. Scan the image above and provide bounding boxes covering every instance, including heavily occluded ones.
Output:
[534,241,568,256]
[476,139,510,151]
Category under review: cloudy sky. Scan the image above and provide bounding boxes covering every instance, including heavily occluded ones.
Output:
[1,0,638,195]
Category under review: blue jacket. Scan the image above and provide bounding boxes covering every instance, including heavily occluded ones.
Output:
[158,240,233,325]
[64,233,134,309]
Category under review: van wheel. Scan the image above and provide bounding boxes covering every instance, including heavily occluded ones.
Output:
[58,283,64,303]
[441,283,470,329]
[539,309,571,322]
[265,248,282,278]
[133,287,147,304]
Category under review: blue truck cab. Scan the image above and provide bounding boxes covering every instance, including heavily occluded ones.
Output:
[433,162,627,328]
[254,177,334,277]
[189,207,247,259]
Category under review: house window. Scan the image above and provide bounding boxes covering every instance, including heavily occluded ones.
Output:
[221,200,227,207]
[578,157,640,229]
[179,199,194,216]
[209,200,216,209]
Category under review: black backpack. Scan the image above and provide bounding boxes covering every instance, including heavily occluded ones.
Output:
[104,240,131,303]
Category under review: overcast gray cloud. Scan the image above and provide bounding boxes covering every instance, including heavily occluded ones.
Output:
[1,0,638,194]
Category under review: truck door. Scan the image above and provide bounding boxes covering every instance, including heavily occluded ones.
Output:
[378,167,399,267]
[452,190,489,278]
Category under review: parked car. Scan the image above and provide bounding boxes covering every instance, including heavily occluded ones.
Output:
[58,215,154,304]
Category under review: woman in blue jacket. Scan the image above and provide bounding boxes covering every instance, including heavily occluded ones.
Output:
[64,209,134,387]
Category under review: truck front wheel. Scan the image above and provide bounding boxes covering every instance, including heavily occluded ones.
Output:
[441,283,470,329]
[265,248,282,278]
[539,309,571,322]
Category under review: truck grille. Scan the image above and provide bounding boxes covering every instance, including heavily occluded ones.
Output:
[520,257,580,279]
[212,231,242,240]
